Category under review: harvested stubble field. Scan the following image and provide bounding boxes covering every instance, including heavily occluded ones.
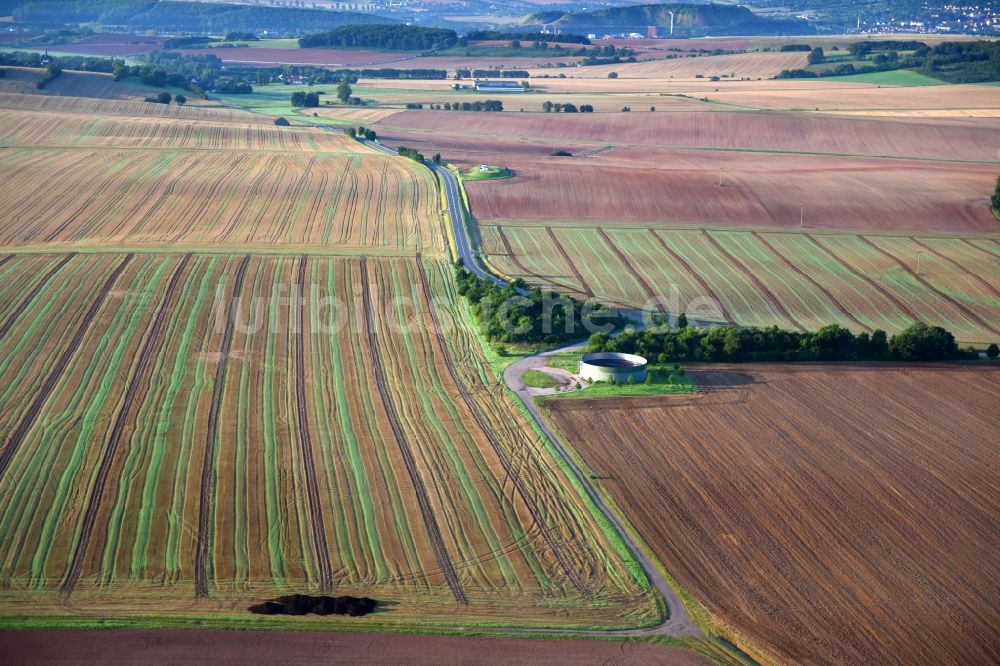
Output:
[178,47,406,67]
[481,224,1000,344]
[546,364,1000,665]
[528,51,808,80]
[0,104,441,252]
[0,92,247,121]
[0,252,653,627]
[464,150,999,234]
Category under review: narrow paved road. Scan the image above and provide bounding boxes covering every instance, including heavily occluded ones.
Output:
[316,123,702,639]
[504,347,703,639]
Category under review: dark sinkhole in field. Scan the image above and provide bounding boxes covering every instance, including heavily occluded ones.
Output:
[585,358,642,368]
[249,594,378,617]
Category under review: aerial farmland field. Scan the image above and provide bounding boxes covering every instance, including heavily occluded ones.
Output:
[0,252,654,627]
[0,95,659,633]
[545,365,1000,665]
[0,101,442,252]
[480,223,1000,344]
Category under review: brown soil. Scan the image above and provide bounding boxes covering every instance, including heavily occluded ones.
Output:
[547,364,1000,665]
[0,630,709,665]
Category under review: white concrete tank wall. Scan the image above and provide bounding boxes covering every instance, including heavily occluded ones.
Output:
[579,352,648,384]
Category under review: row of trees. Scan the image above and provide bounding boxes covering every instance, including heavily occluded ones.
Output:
[346,126,377,141]
[455,264,627,346]
[35,64,61,90]
[588,322,974,364]
[992,176,1000,214]
[456,69,530,79]
[464,30,591,45]
[299,25,457,51]
[778,40,1000,84]
[396,146,425,163]
[542,101,594,113]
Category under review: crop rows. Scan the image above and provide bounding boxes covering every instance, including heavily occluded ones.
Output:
[0,253,652,626]
[0,92,263,122]
[482,223,1000,343]
[0,148,440,252]
[0,109,355,153]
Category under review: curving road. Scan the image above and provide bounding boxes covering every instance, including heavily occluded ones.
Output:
[317,123,701,639]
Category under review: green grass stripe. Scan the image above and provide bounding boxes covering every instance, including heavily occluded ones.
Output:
[0,260,107,580]
[714,231,841,327]
[260,260,287,584]
[129,256,217,580]
[424,259,554,593]
[29,257,169,585]
[317,259,386,581]
[391,261,520,591]
[346,260,424,586]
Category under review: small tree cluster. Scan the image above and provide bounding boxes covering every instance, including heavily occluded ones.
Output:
[290,91,319,107]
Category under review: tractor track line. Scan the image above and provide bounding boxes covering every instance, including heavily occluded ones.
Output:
[648,229,734,324]
[750,232,872,333]
[857,236,1000,337]
[960,238,1000,261]
[805,234,922,322]
[0,254,134,481]
[195,255,251,598]
[700,229,806,332]
[598,228,661,311]
[546,227,595,298]
[495,227,578,294]
[358,257,467,604]
[0,254,13,270]
[910,238,1000,301]
[415,257,591,598]
[61,254,192,595]
[294,255,334,592]
[0,253,76,341]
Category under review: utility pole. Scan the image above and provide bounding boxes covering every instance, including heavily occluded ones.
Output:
[718,168,723,186]
[800,207,804,228]
[668,11,675,36]
[916,251,924,276]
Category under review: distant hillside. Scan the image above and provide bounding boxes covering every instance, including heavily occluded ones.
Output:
[6,1,393,34]
[523,3,813,37]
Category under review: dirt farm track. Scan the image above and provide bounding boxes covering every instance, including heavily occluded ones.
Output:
[546,364,1000,665]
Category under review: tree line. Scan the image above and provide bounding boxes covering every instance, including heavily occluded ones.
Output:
[299,25,458,51]
[456,69,530,79]
[455,264,627,347]
[587,321,977,364]
[464,30,591,45]
[777,39,1000,84]
[543,101,594,113]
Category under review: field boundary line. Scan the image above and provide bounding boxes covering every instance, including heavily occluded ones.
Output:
[62,254,192,594]
[294,255,334,592]
[0,254,134,480]
[195,255,251,598]
[358,257,467,604]
[750,232,873,333]
[700,230,806,332]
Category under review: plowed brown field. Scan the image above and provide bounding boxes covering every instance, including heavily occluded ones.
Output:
[546,364,1000,665]
[0,629,710,665]
[465,151,998,233]
[376,109,1000,161]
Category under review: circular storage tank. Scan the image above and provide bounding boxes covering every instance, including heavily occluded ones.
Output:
[579,352,648,384]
